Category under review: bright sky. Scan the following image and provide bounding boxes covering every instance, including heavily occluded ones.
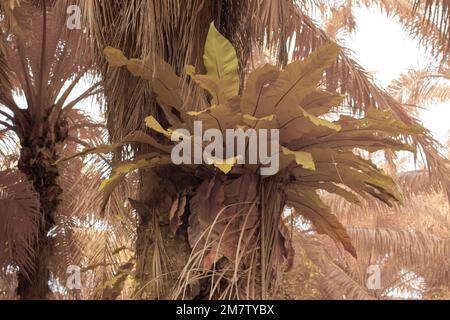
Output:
[343,6,449,146]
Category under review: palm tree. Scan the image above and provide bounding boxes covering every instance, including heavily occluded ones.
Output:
[0,1,101,299]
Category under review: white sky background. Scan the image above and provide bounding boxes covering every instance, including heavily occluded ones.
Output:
[342,6,449,146]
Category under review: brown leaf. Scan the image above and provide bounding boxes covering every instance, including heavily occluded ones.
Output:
[169,192,187,234]
[188,170,260,269]
[287,187,357,258]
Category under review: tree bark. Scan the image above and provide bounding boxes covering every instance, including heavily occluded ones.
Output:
[97,0,251,299]
[16,117,67,299]
[134,166,196,299]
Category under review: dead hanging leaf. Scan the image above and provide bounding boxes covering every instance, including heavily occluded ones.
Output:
[286,186,357,258]
[188,170,260,270]
[169,192,187,234]
[278,221,295,272]
[189,174,225,228]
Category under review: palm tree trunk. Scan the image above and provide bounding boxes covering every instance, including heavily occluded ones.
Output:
[133,166,195,299]
[131,7,252,298]
[16,117,67,299]
[93,0,251,299]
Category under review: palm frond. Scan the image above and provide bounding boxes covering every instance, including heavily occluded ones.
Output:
[0,170,40,278]
[298,232,376,300]
[389,68,450,107]
[348,227,450,271]
[414,0,450,55]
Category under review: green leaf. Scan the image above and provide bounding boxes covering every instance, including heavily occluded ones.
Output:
[205,155,240,174]
[281,146,316,170]
[104,46,128,67]
[144,116,172,138]
[203,22,239,103]
[300,106,341,131]
[104,48,183,109]
[186,23,239,105]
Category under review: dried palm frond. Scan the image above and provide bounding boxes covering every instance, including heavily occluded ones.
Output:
[59,0,214,142]
[389,68,450,108]
[47,109,136,299]
[413,0,450,55]
[348,227,450,270]
[298,232,376,300]
[298,164,450,300]
[0,170,40,277]
[49,164,137,300]
[397,169,447,195]
[0,24,12,103]
[295,218,450,299]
